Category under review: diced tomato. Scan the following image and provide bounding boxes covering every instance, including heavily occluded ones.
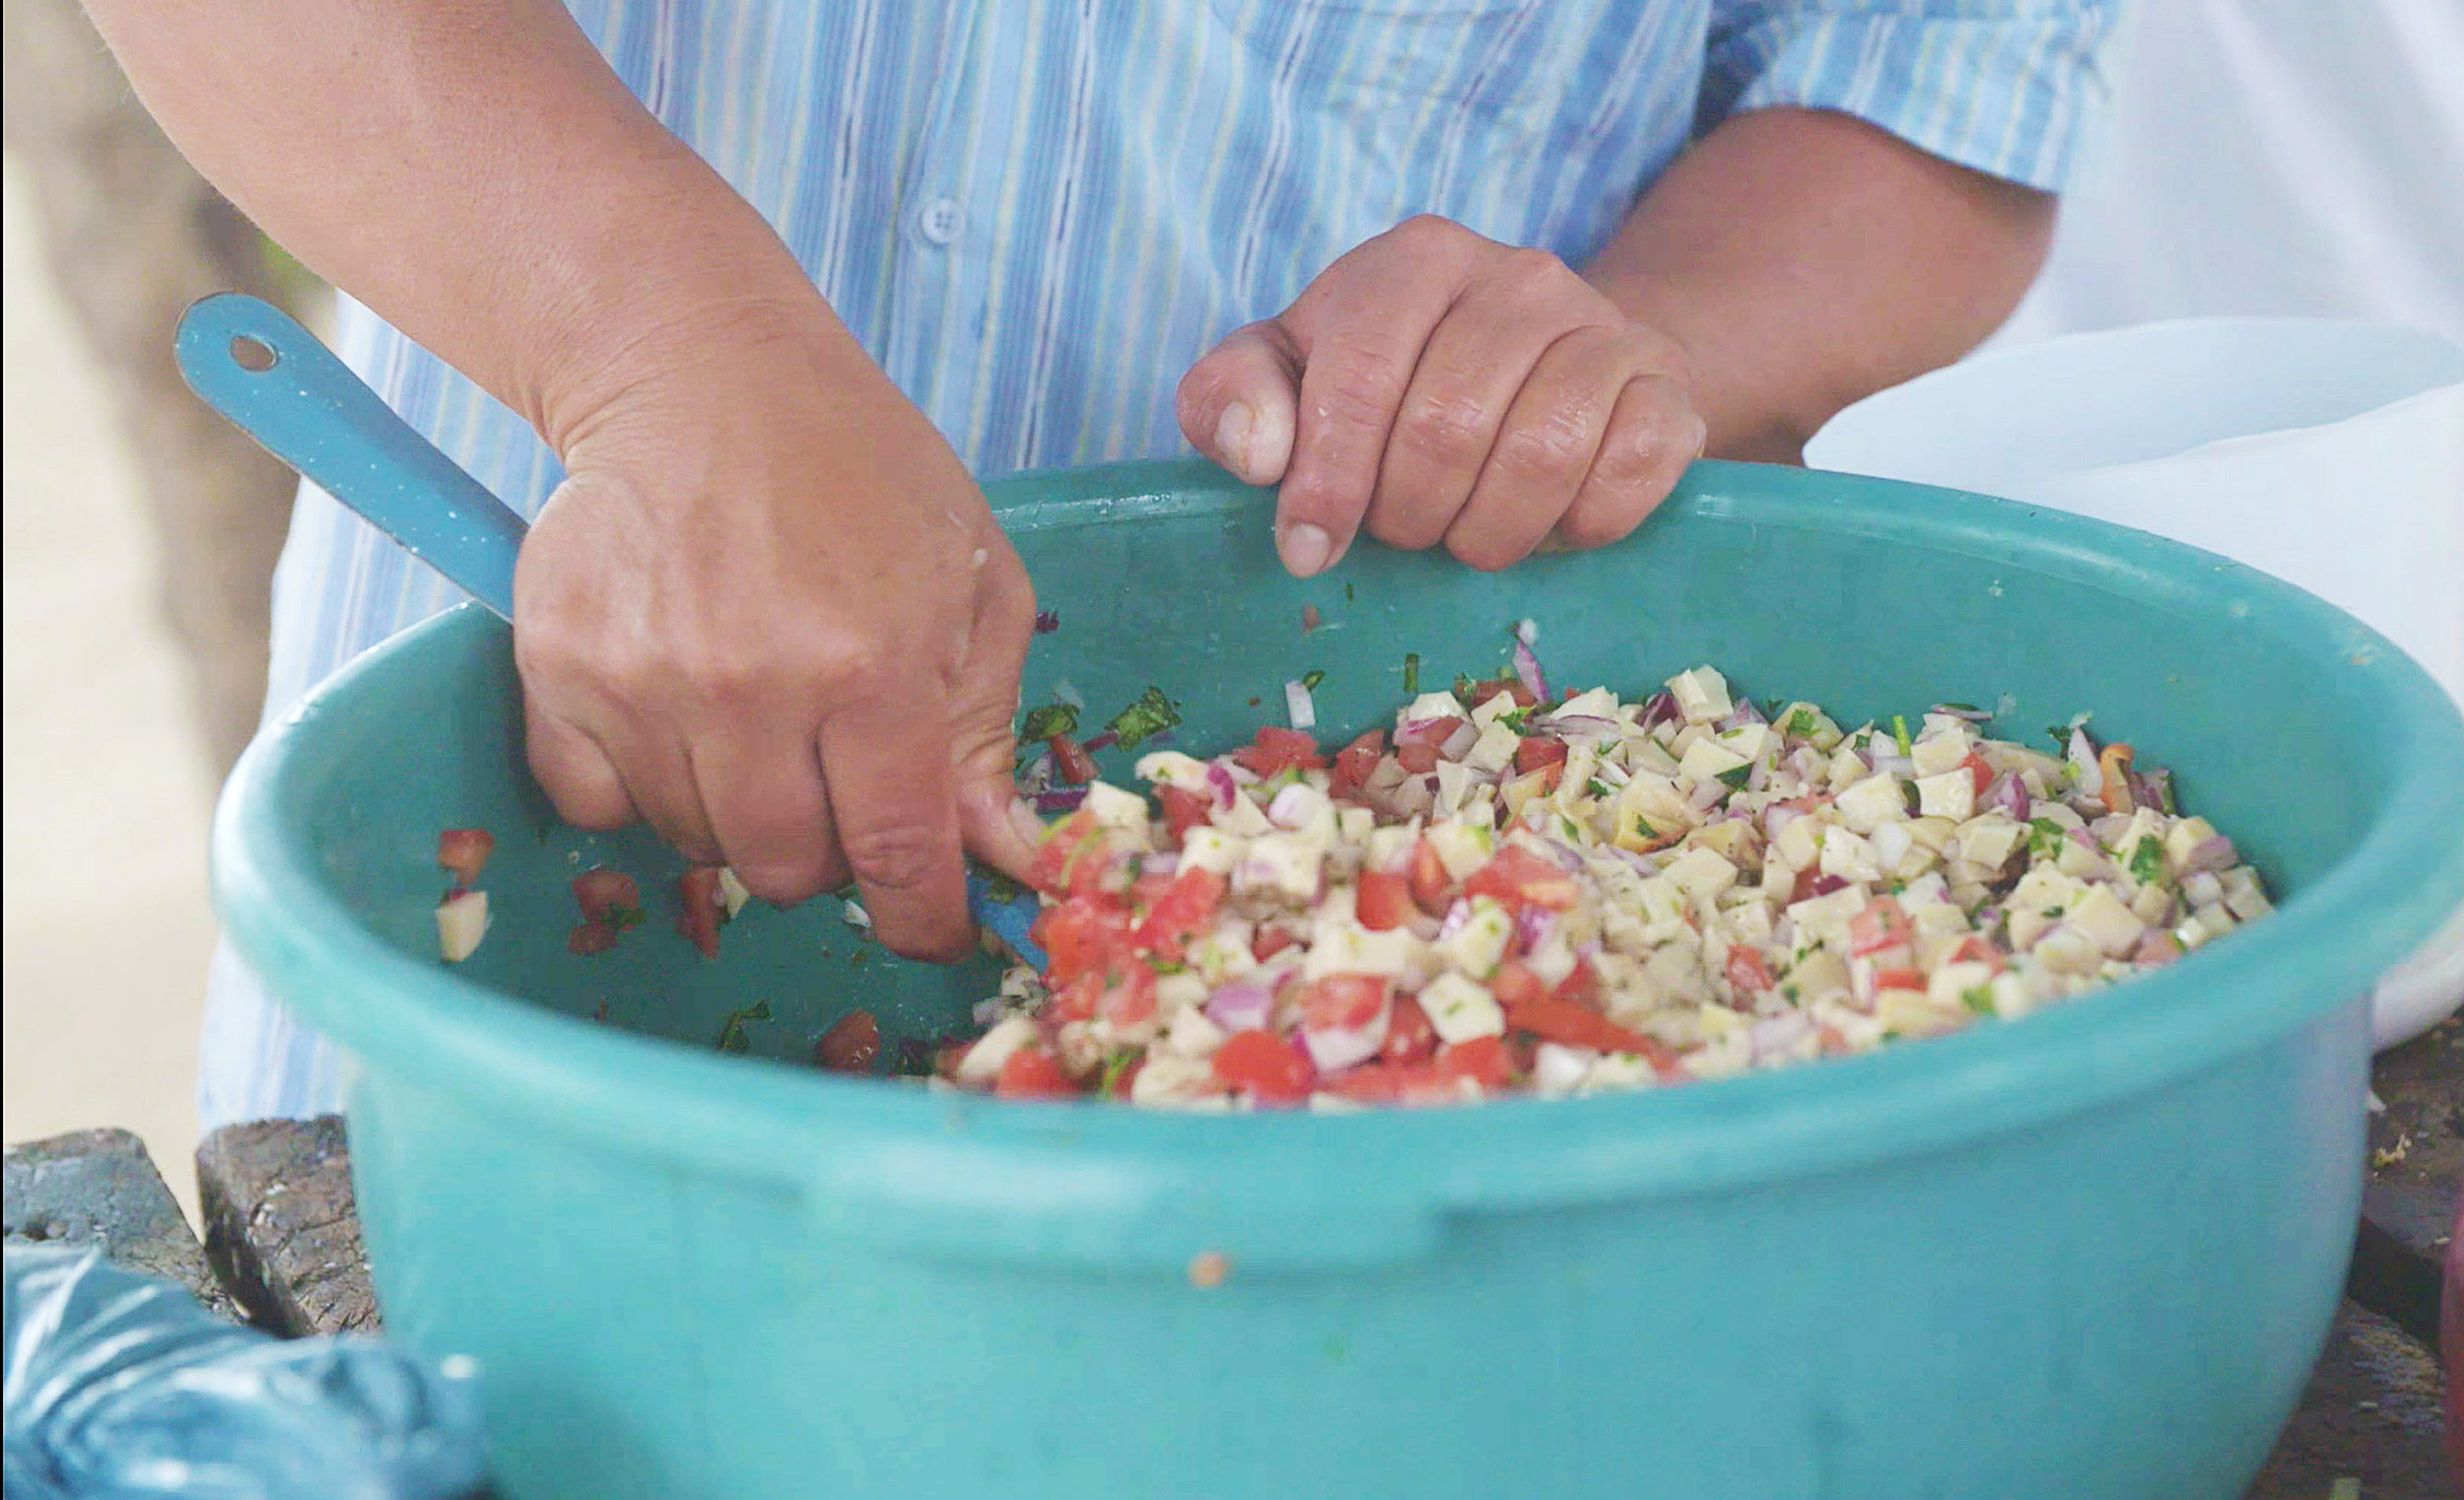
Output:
[1501,994,1673,1067]
[1408,838,1454,915]
[1027,809,1099,896]
[1133,868,1227,960]
[1325,1060,1415,1105]
[1961,752,1995,797]
[812,1010,881,1073]
[1488,959,1547,1010]
[1034,896,1133,987]
[1396,716,1467,751]
[1331,730,1386,797]
[437,828,494,886]
[1790,866,1823,905]
[1551,957,1602,1005]
[1128,869,1176,912]
[1251,925,1298,962]
[1462,677,1536,711]
[1872,967,1926,992]
[1098,964,1158,1027]
[1949,935,2008,974]
[1050,733,1099,785]
[1301,975,1391,1033]
[1047,973,1104,1024]
[567,920,618,955]
[1514,736,1569,775]
[1433,1035,1515,1092]
[1232,725,1328,777]
[994,1048,1081,1100]
[677,865,725,960]
[1395,741,1440,775]
[1354,871,1417,931]
[1463,845,1579,913]
[1211,1030,1316,1106]
[1518,763,1565,796]
[1381,995,1438,1063]
[1156,784,1213,842]
[573,867,642,925]
[1846,896,1913,958]
[1726,945,1777,994]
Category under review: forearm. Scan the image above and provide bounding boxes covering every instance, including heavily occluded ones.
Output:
[1586,106,2056,462]
[80,0,844,444]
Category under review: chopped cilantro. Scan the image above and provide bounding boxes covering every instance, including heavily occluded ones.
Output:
[1018,702,1079,741]
[1344,582,1356,602]
[1301,669,1327,692]
[1891,715,1912,758]
[1879,1029,1904,1045]
[1106,686,1182,750]
[2127,837,2168,886]
[1938,702,1982,716]
[716,998,772,1054]
[1784,708,1818,739]
[2026,817,2067,860]
[1716,764,1752,789]
[1497,707,1532,733]
[981,870,1027,905]
[1403,652,1420,695]
[2042,906,2065,919]
[1559,815,1582,843]
[608,905,648,931]
[1961,985,1997,1015]
[1588,778,1614,798]
[1096,1051,1139,1099]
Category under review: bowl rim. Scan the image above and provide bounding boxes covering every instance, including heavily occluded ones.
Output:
[213,458,2464,1261]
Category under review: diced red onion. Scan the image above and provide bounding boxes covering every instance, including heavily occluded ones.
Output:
[1205,981,1275,1033]
[1142,852,1179,876]
[1720,700,1767,729]
[2133,929,2184,967]
[1205,763,1240,811]
[1638,692,1679,732]
[1439,719,1479,759]
[1985,771,2029,819]
[1081,730,1119,753]
[1542,840,1588,872]
[1034,788,1086,814]
[1810,874,1848,898]
[2067,726,2102,794]
[1540,713,1620,739]
[1515,905,1556,953]
[1284,679,1317,731]
[1511,635,1549,704]
[2182,835,2238,872]
[2067,825,2099,852]
[1304,1008,1390,1072]
[1267,783,1319,829]
[1436,898,1473,941]
[1930,703,1993,723]
[2131,768,2172,812]
[1750,1011,1811,1060]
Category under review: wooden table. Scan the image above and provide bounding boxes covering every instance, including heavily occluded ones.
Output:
[8,1018,2457,1497]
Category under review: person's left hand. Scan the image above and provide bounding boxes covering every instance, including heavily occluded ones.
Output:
[1177,215,1706,578]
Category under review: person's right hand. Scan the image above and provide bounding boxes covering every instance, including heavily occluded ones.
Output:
[513,292,1044,961]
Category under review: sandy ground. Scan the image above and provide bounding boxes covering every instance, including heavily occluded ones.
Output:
[3,151,218,1220]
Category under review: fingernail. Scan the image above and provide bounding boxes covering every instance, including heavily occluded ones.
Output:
[1214,402,1255,480]
[1008,796,1047,849]
[1280,521,1332,578]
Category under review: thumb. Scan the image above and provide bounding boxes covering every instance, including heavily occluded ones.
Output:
[1177,320,1301,488]
[949,549,1045,884]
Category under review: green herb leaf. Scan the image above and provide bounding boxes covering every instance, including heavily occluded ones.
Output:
[1403,652,1421,695]
[1588,778,1614,798]
[1937,702,1982,716]
[2127,836,2168,886]
[1018,703,1079,741]
[1497,707,1532,733]
[1301,669,1327,691]
[1096,1051,1139,1099]
[1105,686,1182,750]
[2026,817,2067,860]
[1784,708,1818,739]
[1891,715,1912,759]
[1344,582,1356,602]
[1961,985,1997,1016]
[717,998,773,1054]
[609,905,648,931]
[1716,764,1752,789]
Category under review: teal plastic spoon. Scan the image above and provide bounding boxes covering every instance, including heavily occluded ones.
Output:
[174,293,1045,965]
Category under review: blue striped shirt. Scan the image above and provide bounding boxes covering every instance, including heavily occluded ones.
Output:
[202,0,2115,1125]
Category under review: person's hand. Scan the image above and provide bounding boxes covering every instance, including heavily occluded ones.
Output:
[1177,215,1705,577]
[513,294,1043,960]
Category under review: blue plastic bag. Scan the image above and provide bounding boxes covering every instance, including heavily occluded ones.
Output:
[3,1244,489,1499]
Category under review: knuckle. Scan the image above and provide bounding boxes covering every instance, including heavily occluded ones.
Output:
[1396,389,1494,472]
[841,820,953,893]
[1314,340,1412,422]
[1493,409,1596,482]
[1390,214,1466,255]
[731,856,829,907]
[1497,245,1572,289]
[1362,497,1451,553]
[1556,496,1646,550]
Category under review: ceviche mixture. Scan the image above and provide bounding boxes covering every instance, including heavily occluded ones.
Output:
[947,651,2271,1109]
[429,639,2273,1110]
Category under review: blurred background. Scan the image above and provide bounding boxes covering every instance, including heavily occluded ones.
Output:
[3,0,2456,1223]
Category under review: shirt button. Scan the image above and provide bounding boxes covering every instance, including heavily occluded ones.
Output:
[918,198,966,245]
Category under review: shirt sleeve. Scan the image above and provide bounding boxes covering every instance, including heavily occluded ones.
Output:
[1699,1,2119,192]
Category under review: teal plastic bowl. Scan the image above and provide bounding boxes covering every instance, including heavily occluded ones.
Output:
[215,459,2464,1500]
